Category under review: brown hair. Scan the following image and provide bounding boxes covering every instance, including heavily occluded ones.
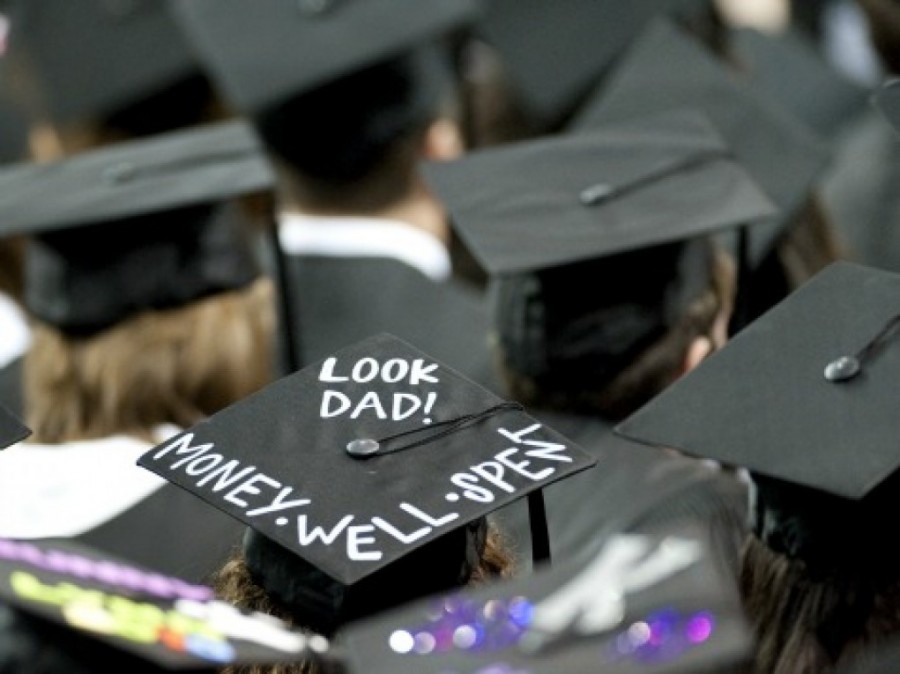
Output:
[0,237,26,303]
[24,277,275,443]
[211,525,516,674]
[740,534,900,674]
[498,243,735,422]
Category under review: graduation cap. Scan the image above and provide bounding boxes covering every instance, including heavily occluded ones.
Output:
[166,0,479,115]
[423,108,777,388]
[0,536,335,672]
[472,0,717,131]
[6,0,202,126]
[872,77,900,137]
[0,403,29,449]
[0,119,274,335]
[138,332,597,636]
[728,26,869,139]
[615,261,900,571]
[571,17,831,270]
[340,522,754,673]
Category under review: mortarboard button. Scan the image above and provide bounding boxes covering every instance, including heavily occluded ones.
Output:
[346,438,380,457]
[578,183,613,206]
[824,356,860,383]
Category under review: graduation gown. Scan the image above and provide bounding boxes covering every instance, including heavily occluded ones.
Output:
[275,214,503,395]
[492,409,749,574]
[0,431,244,584]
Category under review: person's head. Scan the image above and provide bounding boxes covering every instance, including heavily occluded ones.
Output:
[0,120,279,443]
[136,333,599,673]
[253,43,463,215]
[423,108,774,421]
[493,238,735,421]
[856,0,900,75]
[8,0,226,160]
[614,262,900,674]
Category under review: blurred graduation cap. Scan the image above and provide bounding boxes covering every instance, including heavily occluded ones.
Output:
[138,332,596,636]
[0,536,335,672]
[872,77,900,137]
[728,26,868,139]
[341,523,754,673]
[471,0,717,131]
[571,18,831,278]
[0,119,273,335]
[423,108,777,388]
[0,403,28,449]
[167,0,479,115]
[6,0,202,127]
[616,261,900,571]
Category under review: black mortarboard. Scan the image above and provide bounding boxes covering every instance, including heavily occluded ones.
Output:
[728,26,869,139]
[7,0,201,126]
[424,108,777,386]
[139,333,596,635]
[0,536,334,672]
[471,0,716,130]
[167,0,479,115]
[0,403,28,449]
[872,77,900,137]
[0,120,273,334]
[341,523,754,673]
[572,17,831,268]
[616,261,900,571]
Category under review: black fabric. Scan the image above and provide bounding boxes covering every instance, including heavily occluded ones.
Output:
[572,17,830,268]
[0,359,23,423]
[493,409,748,574]
[255,43,454,185]
[168,0,478,115]
[0,401,27,449]
[74,483,245,585]
[8,0,200,125]
[282,254,504,395]
[243,517,486,637]
[25,200,260,335]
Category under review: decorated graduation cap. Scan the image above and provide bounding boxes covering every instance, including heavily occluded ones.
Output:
[341,522,754,673]
[138,332,596,636]
[423,108,777,390]
[472,0,716,130]
[6,0,202,126]
[167,0,479,116]
[0,119,273,334]
[872,77,900,137]
[729,26,868,139]
[0,403,29,449]
[571,17,831,270]
[616,261,900,574]
[0,536,335,672]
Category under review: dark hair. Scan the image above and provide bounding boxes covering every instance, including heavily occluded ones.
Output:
[495,240,735,421]
[253,43,458,212]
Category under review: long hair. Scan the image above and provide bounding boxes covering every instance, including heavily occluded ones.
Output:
[740,534,900,674]
[211,525,516,674]
[24,277,275,443]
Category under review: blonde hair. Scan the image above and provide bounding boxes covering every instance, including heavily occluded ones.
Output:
[24,277,275,443]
